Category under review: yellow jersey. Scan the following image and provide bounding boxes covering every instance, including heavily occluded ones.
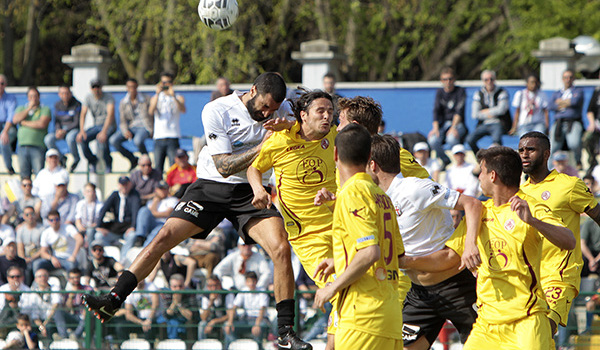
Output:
[400,147,430,179]
[446,190,566,324]
[333,172,405,339]
[521,170,598,291]
[252,122,337,239]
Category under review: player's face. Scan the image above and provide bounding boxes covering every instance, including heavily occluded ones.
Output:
[518,137,547,175]
[246,93,281,122]
[478,161,493,196]
[337,109,350,131]
[301,97,334,138]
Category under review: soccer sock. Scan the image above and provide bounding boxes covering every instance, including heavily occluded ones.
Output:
[276,298,296,336]
[110,270,138,308]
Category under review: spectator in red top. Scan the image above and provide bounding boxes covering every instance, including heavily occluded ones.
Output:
[165,149,196,198]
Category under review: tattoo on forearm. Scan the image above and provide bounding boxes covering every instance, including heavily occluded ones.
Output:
[213,147,259,177]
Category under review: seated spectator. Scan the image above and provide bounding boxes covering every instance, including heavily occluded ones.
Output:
[76,79,116,174]
[584,175,600,199]
[0,239,26,286]
[444,144,480,197]
[467,70,510,155]
[130,155,162,205]
[450,209,465,229]
[412,141,440,181]
[12,86,51,179]
[0,212,16,255]
[0,267,36,337]
[124,279,160,341]
[2,177,41,226]
[428,67,468,168]
[148,250,197,290]
[45,85,81,172]
[509,74,548,137]
[16,206,43,285]
[133,180,178,249]
[213,239,273,291]
[40,177,78,226]
[31,149,69,200]
[224,271,270,347]
[74,182,102,247]
[54,268,93,339]
[552,151,578,177]
[82,240,123,289]
[166,149,196,198]
[29,269,60,339]
[210,77,233,101]
[110,78,152,171]
[95,176,141,256]
[198,275,233,340]
[3,313,39,349]
[156,274,197,339]
[187,226,226,277]
[35,210,83,274]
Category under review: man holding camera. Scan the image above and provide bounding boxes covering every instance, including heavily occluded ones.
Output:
[149,72,186,175]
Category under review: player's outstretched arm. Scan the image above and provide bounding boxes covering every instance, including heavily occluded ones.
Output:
[263,117,295,132]
[247,166,272,209]
[313,246,380,312]
[399,247,461,272]
[509,195,576,250]
[454,194,483,272]
[213,131,272,178]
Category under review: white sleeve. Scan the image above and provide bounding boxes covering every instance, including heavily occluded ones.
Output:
[225,293,235,308]
[40,228,51,248]
[75,200,85,220]
[408,179,460,211]
[276,100,294,120]
[233,292,243,308]
[512,90,522,109]
[539,92,549,109]
[259,292,269,308]
[202,104,232,156]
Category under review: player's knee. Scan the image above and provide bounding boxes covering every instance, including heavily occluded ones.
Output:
[269,241,291,265]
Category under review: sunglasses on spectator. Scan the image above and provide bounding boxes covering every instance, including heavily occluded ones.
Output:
[22,183,32,187]
[48,218,60,223]
[8,275,21,279]
[92,247,103,252]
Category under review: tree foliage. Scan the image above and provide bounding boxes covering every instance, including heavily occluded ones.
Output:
[2,0,600,86]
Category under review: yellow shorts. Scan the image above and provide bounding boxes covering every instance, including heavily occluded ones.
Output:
[463,312,552,350]
[544,284,578,327]
[336,328,403,350]
[289,229,334,288]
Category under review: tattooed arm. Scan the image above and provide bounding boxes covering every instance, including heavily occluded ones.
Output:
[212,131,272,178]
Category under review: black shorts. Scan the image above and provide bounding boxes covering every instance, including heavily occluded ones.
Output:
[170,179,282,244]
[402,268,477,346]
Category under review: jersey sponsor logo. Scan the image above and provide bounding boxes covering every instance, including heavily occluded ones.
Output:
[296,156,327,184]
[504,219,515,231]
[208,133,217,140]
[357,234,375,243]
[394,204,402,217]
[285,144,305,152]
[402,324,420,341]
[231,118,240,126]
[321,138,329,149]
[541,190,551,201]
[175,202,185,211]
[430,184,441,196]
[486,238,509,271]
[182,201,203,217]
[375,267,400,281]
[351,207,366,220]
[375,267,387,281]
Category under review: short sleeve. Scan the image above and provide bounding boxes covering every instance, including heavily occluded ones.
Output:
[445,219,467,257]
[339,191,380,250]
[251,135,277,173]
[569,178,598,214]
[512,90,523,108]
[202,104,233,156]
[409,179,459,212]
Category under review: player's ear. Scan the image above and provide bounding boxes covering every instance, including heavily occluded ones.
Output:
[249,85,258,98]
[300,110,307,123]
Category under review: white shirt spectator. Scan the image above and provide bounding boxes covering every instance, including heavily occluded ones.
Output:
[213,248,273,290]
[233,287,269,318]
[0,282,35,311]
[153,196,179,223]
[125,281,160,320]
[153,92,182,140]
[40,224,79,260]
[32,167,69,199]
[75,198,103,228]
[445,162,480,197]
[0,224,16,254]
[511,88,549,126]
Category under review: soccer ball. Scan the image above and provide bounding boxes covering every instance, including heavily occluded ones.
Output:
[198,0,239,31]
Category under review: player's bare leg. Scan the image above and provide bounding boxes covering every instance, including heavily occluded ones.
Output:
[247,216,312,350]
[405,336,431,350]
[83,218,202,322]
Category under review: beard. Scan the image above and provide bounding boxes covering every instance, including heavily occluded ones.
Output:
[246,95,268,122]
[522,156,544,174]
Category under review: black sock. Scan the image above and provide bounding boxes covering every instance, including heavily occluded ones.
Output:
[276,299,295,336]
[110,270,138,308]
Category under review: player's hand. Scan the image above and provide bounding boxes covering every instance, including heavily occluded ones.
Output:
[252,189,272,209]
[313,284,336,313]
[314,188,336,206]
[509,195,533,224]
[313,258,335,282]
[263,117,294,132]
[460,242,481,276]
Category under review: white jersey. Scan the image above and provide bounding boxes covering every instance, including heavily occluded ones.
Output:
[197,91,293,184]
[386,174,459,257]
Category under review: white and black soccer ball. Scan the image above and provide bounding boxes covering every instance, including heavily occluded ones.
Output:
[198,0,239,31]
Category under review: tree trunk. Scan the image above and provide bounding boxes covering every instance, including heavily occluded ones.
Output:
[1,0,15,83]
[162,0,176,74]
[21,0,41,85]
[343,0,360,80]
[137,20,155,84]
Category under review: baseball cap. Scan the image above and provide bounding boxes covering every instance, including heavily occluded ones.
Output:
[90,240,104,249]
[45,148,60,158]
[54,176,68,186]
[157,180,169,190]
[90,79,103,88]
[452,144,466,155]
[413,142,429,153]
[553,151,568,162]
[118,176,131,185]
[175,149,188,158]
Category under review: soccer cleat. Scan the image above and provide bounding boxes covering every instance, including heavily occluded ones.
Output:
[277,327,312,350]
[82,293,119,323]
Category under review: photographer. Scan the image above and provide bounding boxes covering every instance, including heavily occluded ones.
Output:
[148,72,186,174]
